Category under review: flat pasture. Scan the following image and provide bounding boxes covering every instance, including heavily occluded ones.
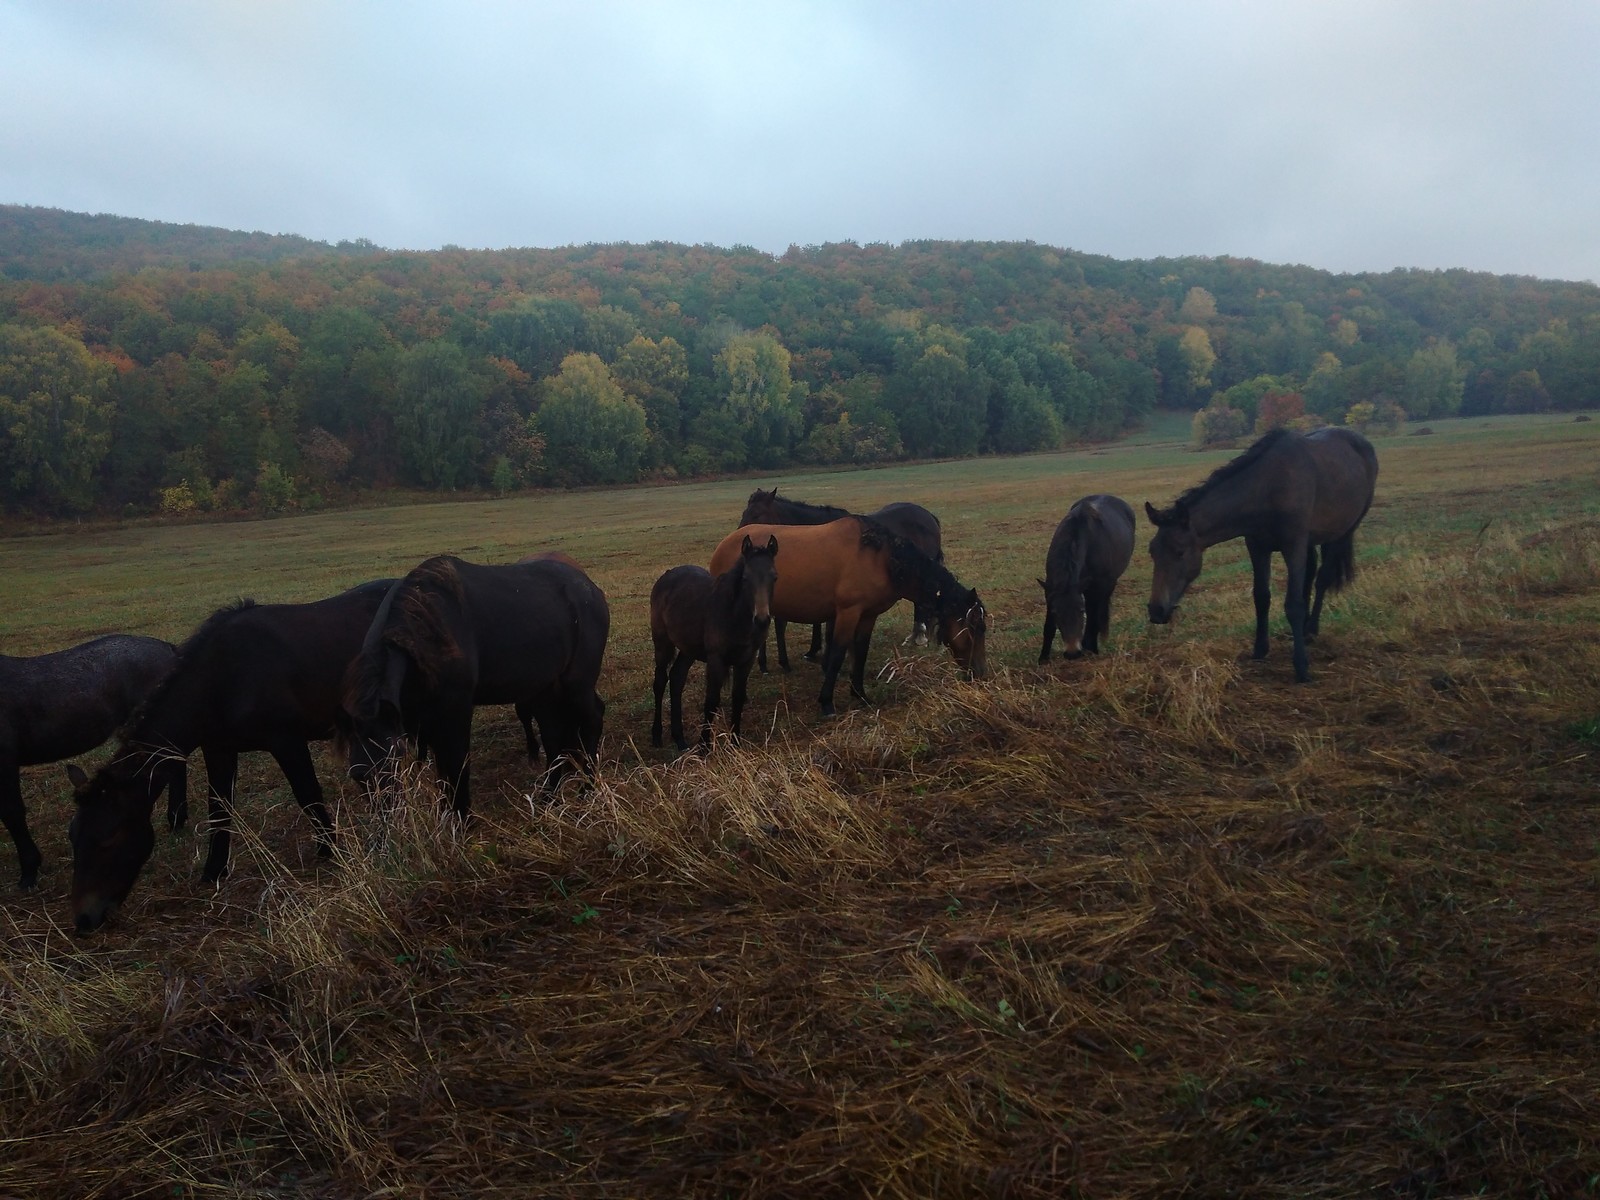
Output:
[2,413,1598,1197]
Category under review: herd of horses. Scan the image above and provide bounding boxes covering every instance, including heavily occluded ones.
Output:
[0,426,1378,933]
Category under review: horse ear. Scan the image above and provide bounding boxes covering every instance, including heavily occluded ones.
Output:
[1036,577,1047,591]
[765,534,778,555]
[741,534,754,555]
[65,762,89,793]
[1144,501,1165,526]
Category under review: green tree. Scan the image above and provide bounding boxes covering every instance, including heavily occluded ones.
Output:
[614,335,689,462]
[708,332,802,469]
[535,352,648,485]
[392,339,486,488]
[1402,340,1464,419]
[0,323,115,512]
[886,332,987,457]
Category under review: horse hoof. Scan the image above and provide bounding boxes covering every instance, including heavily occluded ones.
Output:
[18,875,39,892]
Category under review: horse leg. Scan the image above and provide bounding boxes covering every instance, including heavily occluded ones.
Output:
[669,652,695,752]
[1246,536,1274,660]
[165,756,189,832]
[818,612,857,717]
[650,640,674,747]
[728,646,757,744]
[0,756,43,890]
[1283,542,1312,683]
[431,713,474,819]
[700,651,727,751]
[1096,585,1115,651]
[803,622,823,662]
[269,741,335,859]
[910,600,931,648]
[1303,546,1321,639]
[1083,588,1104,655]
[774,619,792,673]
[848,614,879,705]
[756,624,769,675]
[1038,603,1057,664]
[200,746,239,884]
[515,699,541,766]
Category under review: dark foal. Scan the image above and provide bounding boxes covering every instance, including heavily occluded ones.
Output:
[1038,494,1136,662]
[650,534,779,752]
[0,634,181,889]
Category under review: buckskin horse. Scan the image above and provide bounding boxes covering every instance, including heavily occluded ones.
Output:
[1145,427,1379,682]
[67,579,397,932]
[1038,494,1136,662]
[650,534,779,752]
[710,516,985,716]
[341,554,609,814]
[737,488,944,670]
[0,634,181,890]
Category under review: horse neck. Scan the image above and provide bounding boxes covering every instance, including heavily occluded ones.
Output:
[712,558,757,622]
[120,665,203,758]
[1186,472,1277,547]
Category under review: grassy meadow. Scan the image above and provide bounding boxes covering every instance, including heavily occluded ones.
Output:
[2,412,1598,1197]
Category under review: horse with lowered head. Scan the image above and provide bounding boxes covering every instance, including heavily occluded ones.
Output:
[1038,494,1136,662]
[67,579,398,932]
[1146,426,1378,682]
[650,533,779,752]
[1,634,182,890]
[711,516,985,717]
[738,487,944,669]
[340,555,609,814]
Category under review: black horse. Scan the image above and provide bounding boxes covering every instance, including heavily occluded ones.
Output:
[67,580,397,932]
[1146,427,1379,682]
[0,635,181,890]
[341,555,609,814]
[650,534,779,752]
[1038,494,1136,662]
[738,487,944,669]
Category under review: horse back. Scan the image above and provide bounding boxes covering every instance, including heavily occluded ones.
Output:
[1051,495,1136,587]
[2,635,177,765]
[444,558,610,703]
[651,565,714,657]
[1305,428,1379,540]
[865,502,942,562]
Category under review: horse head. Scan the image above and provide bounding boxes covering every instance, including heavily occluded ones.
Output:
[739,533,779,627]
[739,487,779,527]
[341,643,412,789]
[1145,500,1201,623]
[936,586,989,679]
[65,754,164,933]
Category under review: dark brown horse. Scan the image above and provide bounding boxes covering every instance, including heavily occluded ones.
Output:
[67,579,398,932]
[1038,494,1136,662]
[341,555,609,813]
[1145,427,1379,682]
[711,516,986,716]
[0,635,182,890]
[738,488,944,669]
[650,534,779,752]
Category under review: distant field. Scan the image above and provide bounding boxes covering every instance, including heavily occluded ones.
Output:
[2,412,1598,1197]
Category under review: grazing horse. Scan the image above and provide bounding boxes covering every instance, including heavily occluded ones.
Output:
[710,516,986,716]
[67,580,397,932]
[1039,494,1136,662]
[1145,427,1379,682]
[0,635,181,890]
[738,487,944,668]
[341,555,609,813]
[650,534,779,751]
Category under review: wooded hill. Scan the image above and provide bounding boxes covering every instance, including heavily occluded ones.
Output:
[2,203,1596,516]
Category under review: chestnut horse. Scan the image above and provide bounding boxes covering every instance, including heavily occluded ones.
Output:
[737,488,944,669]
[1038,494,1136,662]
[1146,427,1378,682]
[710,517,986,716]
[650,534,779,751]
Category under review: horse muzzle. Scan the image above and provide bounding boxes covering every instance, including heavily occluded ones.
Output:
[1148,602,1173,625]
[73,895,114,935]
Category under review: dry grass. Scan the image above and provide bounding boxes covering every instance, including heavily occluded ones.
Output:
[2,420,1599,1197]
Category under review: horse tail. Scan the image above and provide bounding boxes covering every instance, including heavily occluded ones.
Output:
[1320,533,1357,593]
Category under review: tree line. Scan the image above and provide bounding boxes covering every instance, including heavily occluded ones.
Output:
[1,205,1597,516]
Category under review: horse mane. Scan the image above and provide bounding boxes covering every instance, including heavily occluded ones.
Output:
[859,517,960,608]
[744,487,851,525]
[346,558,463,722]
[1173,428,1296,510]
[114,598,258,742]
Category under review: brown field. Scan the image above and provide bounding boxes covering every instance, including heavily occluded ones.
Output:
[2,413,1598,1197]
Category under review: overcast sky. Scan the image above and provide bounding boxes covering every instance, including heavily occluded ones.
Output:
[3,1,1597,282]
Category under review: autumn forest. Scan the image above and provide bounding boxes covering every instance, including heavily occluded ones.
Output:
[1,204,1597,517]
